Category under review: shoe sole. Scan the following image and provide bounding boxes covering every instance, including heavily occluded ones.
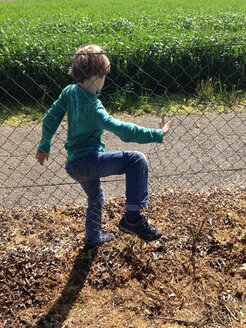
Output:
[119,224,162,241]
[119,225,135,235]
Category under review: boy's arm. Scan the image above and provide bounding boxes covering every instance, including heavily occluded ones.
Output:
[96,109,172,143]
[37,91,67,162]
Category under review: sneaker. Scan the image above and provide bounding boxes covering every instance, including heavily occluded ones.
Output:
[119,215,162,241]
[84,233,115,250]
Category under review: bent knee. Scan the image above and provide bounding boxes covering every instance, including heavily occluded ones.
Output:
[133,151,148,165]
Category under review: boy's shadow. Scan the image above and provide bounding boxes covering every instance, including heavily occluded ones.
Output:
[35,247,97,328]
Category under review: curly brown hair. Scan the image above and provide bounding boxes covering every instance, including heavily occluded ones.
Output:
[68,44,110,83]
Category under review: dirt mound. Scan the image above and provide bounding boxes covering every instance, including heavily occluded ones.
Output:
[1,189,245,328]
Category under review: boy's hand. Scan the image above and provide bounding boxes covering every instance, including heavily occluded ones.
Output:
[159,115,174,136]
[36,152,49,165]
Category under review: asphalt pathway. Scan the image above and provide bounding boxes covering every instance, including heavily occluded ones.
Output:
[1,112,245,208]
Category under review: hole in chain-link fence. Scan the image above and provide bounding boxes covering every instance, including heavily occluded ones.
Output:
[0,44,245,208]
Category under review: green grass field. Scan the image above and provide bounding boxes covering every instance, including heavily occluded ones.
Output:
[1,0,245,20]
[0,0,245,121]
[1,0,245,53]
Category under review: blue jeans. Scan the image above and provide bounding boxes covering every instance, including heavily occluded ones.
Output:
[65,150,148,242]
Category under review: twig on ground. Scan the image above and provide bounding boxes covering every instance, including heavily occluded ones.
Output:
[188,218,207,278]
[223,303,240,322]
[152,315,205,327]
[140,239,145,259]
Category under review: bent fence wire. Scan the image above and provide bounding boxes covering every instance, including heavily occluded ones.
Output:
[0,44,245,208]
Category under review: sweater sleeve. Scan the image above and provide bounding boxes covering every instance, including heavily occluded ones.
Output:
[96,108,163,144]
[38,90,67,153]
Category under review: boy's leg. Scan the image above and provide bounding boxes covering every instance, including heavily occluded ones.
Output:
[79,178,104,242]
[96,151,148,210]
[66,158,113,246]
[77,178,114,249]
[96,151,162,241]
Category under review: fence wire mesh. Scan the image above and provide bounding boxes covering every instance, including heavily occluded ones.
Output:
[0,44,245,208]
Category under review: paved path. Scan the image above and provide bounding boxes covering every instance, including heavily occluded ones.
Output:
[1,112,245,208]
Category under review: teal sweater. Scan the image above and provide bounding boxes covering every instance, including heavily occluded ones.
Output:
[38,84,164,161]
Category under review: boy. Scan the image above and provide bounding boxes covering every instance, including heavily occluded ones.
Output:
[36,44,173,250]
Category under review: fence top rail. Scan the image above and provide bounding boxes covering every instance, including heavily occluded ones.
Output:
[0,43,246,57]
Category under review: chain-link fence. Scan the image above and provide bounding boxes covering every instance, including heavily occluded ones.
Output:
[0,44,245,208]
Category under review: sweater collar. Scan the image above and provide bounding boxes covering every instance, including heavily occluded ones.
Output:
[77,83,101,99]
